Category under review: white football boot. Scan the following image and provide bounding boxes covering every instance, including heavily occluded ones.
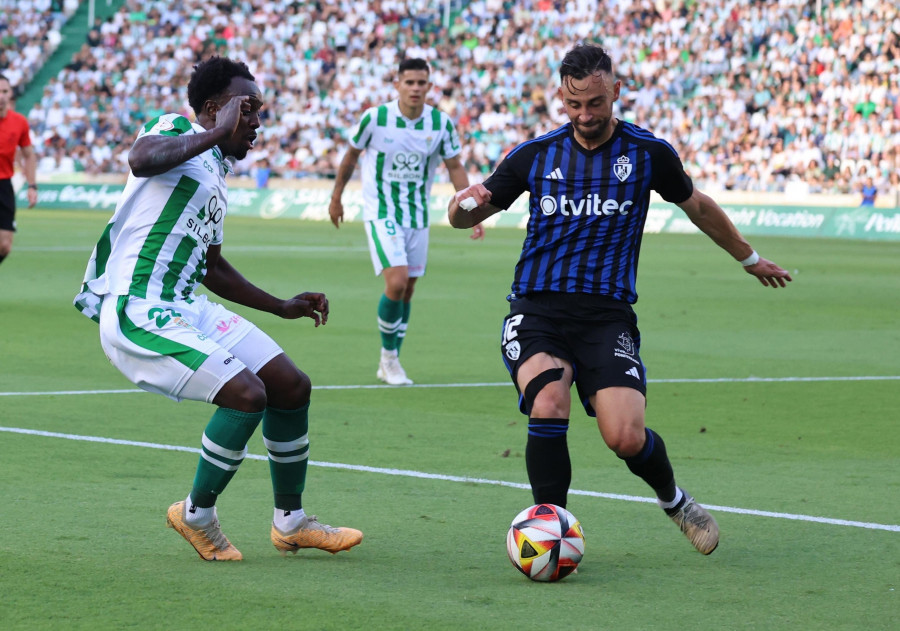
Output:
[376,348,413,385]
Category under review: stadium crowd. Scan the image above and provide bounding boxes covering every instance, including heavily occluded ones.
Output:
[14,0,900,201]
[0,0,77,92]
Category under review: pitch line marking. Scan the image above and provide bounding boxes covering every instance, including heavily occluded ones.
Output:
[1,425,897,533]
[2,374,899,397]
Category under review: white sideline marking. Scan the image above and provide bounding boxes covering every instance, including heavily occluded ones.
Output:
[2,374,900,397]
[1,425,897,533]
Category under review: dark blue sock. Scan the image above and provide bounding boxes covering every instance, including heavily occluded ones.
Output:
[525,418,571,507]
[622,428,677,503]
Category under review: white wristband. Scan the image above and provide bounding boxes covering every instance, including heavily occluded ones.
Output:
[740,250,760,266]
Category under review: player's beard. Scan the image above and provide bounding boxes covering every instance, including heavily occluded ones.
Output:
[574,116,610,140]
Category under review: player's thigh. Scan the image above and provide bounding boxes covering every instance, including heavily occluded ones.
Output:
[501,307,574,416]
[99,295,246,403]
[518,352,574,418]
[200,303,310,408]
[365,218,409,275]
[403,226,428,277]
[570,319,647,417]
[191,295,284,373]
[590,386,647,456]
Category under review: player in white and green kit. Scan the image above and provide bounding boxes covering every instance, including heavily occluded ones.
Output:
[74,57,362,561]
[329,58,482,385]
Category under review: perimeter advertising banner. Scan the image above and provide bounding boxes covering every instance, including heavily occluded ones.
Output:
[21,183,900,241]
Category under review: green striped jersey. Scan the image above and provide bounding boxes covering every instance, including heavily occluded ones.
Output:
[349,99,461,228]
[74,113,232,322]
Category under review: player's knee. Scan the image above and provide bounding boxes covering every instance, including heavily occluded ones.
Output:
[217,370,267,412]
[383,268,410,298]
[523,367,566,416]
[266,367,311,409]
[0,241,11,257]
[385,280,408,300]
[603,426,645,458]
[235,383,268,412]
[286,370,312,407]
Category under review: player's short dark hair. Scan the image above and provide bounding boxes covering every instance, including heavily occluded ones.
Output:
[0,73,9,84]
[398,58,430,75]
[559,44,613,88]
[187,56,255,115]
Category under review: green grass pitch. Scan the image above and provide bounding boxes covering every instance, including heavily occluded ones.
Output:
[1,210,897,630]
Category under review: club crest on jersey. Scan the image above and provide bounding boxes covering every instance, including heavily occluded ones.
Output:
[505,340,521,361]
[614,155,632,182]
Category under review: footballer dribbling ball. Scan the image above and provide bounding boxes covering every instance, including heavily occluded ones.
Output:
[506,503,584,582]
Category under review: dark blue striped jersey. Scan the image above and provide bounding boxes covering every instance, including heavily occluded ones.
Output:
[484,120,693,304]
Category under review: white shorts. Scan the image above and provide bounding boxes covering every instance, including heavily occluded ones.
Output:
[364,218,428,277]
[98,294,283,403]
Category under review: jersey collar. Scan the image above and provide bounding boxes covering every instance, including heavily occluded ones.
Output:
[212,147,234,176]
[391,99,425,124]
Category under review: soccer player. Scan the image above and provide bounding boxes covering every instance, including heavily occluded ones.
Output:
[448,44,793,555]
[73,57,362,561]
[328,57,483,386]
[0,74,38,268]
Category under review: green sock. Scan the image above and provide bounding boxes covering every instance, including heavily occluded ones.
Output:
[378,294,403,351]
[263,403,310,511]
[396,301,411,353]
[190,407,263,508]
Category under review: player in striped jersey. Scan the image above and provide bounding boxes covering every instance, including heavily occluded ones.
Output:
[74,57,362,561]
[450,44,793,556]
[328,58,482,386]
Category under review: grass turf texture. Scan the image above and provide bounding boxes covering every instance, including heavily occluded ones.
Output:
[1,210,897,630]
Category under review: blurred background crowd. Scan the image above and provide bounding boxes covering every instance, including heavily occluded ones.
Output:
[6,0,900,201]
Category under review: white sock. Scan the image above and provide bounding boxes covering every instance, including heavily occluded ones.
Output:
[658,488,684,511]
[184,494,216,525]
[381,348,398,360]
[274,507,307,532]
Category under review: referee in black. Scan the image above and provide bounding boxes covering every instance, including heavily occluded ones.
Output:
[449,44,792,556]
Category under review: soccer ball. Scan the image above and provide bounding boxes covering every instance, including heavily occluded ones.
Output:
[506,503,585,582]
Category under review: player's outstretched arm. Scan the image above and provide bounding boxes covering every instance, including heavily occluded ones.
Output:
[677,189,792,288]
[202,246,328,325]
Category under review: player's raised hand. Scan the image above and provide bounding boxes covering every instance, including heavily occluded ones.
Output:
[214,95,249,135]
[744,258,793,288]
[280,292,330,325]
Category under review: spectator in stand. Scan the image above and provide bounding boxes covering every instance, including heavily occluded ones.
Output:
[0,0,74,95]
[858,175,878,207]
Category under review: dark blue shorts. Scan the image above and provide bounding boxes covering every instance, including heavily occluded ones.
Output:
[500,292,646,416]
